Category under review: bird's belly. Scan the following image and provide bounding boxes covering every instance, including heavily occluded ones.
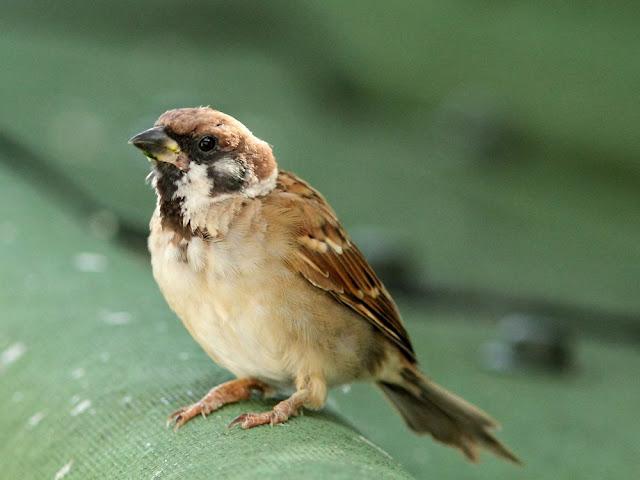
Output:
[150,230,294,385]
[181,282,293,385]
[149,219,379,390]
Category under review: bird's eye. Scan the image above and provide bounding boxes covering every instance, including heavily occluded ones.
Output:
[198,136,217,152]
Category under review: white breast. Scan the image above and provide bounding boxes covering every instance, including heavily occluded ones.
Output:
[148,203,296,386]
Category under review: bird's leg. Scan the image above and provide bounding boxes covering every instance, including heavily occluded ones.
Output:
[227,389,306,429]
[168,377,271,430]
[228,374,326,429]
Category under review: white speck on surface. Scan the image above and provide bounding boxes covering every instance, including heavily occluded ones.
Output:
[73,252,107,272]
[54,460,73,480]
[358,435,393,459]
[100,310,132,326]
[27,411,46,428]
[151,469,163,479]
[12,391,24,402]
[186,389,194,397]
[121,395,132,405]
[99,352,111,363]
[71,367,85,379]
[70,399,91,416]
[70,395,81,405]
[340,384,352,394]
[160,397,170,406]
[0,342,26,373]
[178,352,189,361]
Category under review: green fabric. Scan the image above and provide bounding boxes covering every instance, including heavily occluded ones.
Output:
[0,164,412,479]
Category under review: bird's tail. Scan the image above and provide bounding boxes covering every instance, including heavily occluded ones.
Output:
[378,367,521,464]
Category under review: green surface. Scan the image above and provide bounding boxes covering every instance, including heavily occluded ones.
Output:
[0,164,411,479]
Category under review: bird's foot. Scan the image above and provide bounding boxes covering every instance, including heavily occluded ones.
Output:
[168,400,211,430]
[167,378,270,430]
[228,397,300,429]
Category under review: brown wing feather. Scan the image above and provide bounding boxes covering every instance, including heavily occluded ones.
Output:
[274,171,416,362]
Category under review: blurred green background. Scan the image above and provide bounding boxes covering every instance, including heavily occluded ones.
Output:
[1,1,639,479]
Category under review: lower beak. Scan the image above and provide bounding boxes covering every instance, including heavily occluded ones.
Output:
[129,126,184,168]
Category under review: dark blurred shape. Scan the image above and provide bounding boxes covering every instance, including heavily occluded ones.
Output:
[0,130,147,251]
[350,225,423,295]
[483,313,574,374]
[88,209,120,241]
[428,88,521,165]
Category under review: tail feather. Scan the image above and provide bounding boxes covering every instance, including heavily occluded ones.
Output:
[379,368,521,464]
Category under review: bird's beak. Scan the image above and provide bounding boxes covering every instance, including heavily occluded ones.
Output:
[129,126,185,168]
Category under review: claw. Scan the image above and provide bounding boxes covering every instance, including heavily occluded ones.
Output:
[163,379,274,430]
[167,410,182,428]
[228,407,293,429]
[168,413,185,431]
[168,408,184,422]
[167,403,201,431]
[228,413,249,429]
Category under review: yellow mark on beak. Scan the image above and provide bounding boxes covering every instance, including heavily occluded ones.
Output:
[129,126,184,168]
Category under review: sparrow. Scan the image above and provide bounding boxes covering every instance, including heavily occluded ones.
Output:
[129,107,520,464]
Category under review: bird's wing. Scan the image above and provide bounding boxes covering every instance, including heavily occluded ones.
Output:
[273,171,416,362]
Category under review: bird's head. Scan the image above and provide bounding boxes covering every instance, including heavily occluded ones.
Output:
[129,107,277,201]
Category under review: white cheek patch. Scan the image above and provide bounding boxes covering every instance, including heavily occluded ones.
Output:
[244,168,278,198]
[212,157,244,182]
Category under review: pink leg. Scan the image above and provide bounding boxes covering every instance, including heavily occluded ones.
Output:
[228,374,327,429]
[168,378,271,430]
[228,389,307,429]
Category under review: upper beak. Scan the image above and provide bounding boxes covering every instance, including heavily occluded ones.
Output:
[129,126,182,166]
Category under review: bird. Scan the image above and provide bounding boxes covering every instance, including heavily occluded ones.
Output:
[129,107,520,464]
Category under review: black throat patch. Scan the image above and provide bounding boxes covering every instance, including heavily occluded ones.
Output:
[206,158,247,195]
[154,163,191,238]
